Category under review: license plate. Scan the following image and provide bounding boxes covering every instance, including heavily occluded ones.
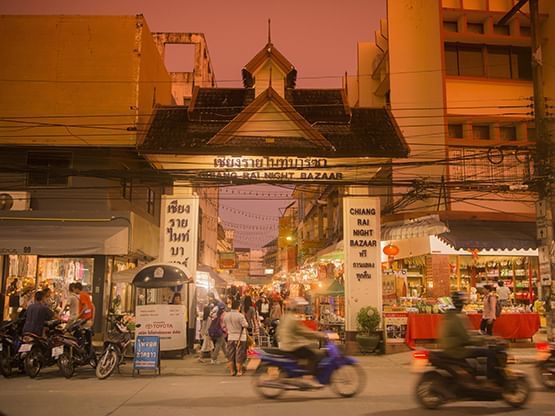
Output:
[52,346,64,358]
[18,344,32,353]
[246,358,261,371]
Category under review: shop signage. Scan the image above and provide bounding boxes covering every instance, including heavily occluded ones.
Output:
[383,312,408,344]
[133,335,160,375]
[219,252,237,269]
[148,155,385,183]
[343,195,382,332]
[135,305,187,351]
[159,185,199,277]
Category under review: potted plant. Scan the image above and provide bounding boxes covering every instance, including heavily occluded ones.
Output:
[355,306,381,353]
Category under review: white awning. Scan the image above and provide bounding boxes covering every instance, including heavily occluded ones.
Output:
[381,215,449,241]
[0,223,129,256]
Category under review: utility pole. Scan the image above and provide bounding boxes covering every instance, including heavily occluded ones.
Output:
[502,0,554,339]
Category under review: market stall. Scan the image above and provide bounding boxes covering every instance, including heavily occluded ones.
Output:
[314,279,345,341]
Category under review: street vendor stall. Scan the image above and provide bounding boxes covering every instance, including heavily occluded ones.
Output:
[314,279,345,341]
[132,263,193,353]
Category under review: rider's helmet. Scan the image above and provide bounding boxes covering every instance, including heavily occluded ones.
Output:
[451,291,467,311]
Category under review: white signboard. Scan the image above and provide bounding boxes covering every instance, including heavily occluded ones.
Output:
[159,186,199,276]
[135,304,187,351]
[343,196,382,332]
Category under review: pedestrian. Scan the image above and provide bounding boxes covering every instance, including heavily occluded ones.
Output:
[496,281,511,307]
[243,295,257,336]
[73,282,95,328]
[208,301,227,364]
[257,295,271,321]
[223,298,248,376]
[199,293,216,361]
[22,291,55,336]
[64,283,80,323]
[480,285,497,336]
[7,278,20,321]
[270,300,282,321]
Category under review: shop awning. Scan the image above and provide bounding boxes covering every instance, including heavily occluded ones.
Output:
[197,264,228,288]
[0,222,128,255]
[316,279,344,296]
[132,263,193,288]
[382,215,449,241]
[438,221,537,251]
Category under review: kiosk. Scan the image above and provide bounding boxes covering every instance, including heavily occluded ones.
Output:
[132,263,193,354]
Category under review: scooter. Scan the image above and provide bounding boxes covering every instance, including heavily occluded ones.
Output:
[96,316,138,380]
[250,338,366,399]
[413,338,530,409]
[57,319,97,378]
[19,320,65,378]
[0,318,25,377]
[536,341,555,390]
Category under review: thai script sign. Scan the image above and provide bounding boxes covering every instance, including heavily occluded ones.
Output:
[133,335,160,374]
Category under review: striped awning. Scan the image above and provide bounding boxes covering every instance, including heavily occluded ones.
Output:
[381,215,449,241]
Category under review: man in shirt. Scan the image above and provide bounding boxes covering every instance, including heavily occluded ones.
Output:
[496,281,511,307]
[22,291,54,336]
[73,282,95,325]
[65,283,80,322]
[223,299,249,376]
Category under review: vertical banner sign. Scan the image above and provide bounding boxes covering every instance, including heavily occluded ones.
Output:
[343,197,381,332]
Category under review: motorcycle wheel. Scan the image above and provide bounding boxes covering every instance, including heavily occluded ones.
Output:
[252,364,285,399]
[330,363,366,398]
[95,349,119,380]
[24,347,42,379]
[58,350,75,379]
[0,345,13,377]
[537,360,555,390]
[415,372,447,409]
[502,375,530,408]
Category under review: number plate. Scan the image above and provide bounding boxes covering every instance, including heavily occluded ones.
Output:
[246,358,261,371]
[52,346,64,358]
[18,344,32,353]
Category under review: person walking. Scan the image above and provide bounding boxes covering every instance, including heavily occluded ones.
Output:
[480,285,497,336]
[223,298,248,376]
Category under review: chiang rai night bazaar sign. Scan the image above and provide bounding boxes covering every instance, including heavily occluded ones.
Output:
[343,196,382,332]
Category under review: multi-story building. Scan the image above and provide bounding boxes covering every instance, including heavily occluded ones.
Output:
[348,0,555,300]
[0,15,219,327]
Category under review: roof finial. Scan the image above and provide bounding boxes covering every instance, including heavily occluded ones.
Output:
[268,18,271,44]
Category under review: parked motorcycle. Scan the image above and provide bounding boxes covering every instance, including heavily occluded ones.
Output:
[250,338,366,399]
[0,318,25,377]
[413,339,530,409]
[95,316,138,380]
[19,320,65,378]
[57,319,97,378]
[536,341,555,390]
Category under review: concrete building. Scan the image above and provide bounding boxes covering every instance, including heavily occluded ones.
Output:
[349,0,555,300]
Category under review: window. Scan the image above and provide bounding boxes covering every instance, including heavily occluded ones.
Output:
[147,187,155,215]
[467,22,484,34]
[473,125,490,140]
[500,126,517,141]
[459,46,484,76]
[443,21,458,32]
[444,43,532,80]
[122,178,132,201]
[27,152,71,186]
[448,124,464,139]
[487,46,511,78]
[493,24,510,35]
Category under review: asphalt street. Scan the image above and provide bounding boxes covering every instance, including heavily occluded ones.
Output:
[0,352,553,416]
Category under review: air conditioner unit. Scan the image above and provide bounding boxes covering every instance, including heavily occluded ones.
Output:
[0,191,31,211]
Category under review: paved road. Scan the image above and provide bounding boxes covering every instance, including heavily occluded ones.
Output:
[0,353,553,416]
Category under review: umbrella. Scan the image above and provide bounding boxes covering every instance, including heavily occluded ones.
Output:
[132,263,193,288]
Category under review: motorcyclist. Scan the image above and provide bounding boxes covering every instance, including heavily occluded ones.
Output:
[438,291,499,385]
[277,297,327,386]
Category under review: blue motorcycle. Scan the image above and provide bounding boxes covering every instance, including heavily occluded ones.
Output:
[250,339,366,399]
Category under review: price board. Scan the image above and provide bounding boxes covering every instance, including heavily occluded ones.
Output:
[133,335,161,376]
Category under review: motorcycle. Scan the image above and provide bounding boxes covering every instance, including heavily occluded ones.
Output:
[0,318,25,377]
[57,319,97,378]
[19,320,66,378]
[250,338,366,399]
[536,341,555,390]
[95,316,138,380]
[413,339,530,409]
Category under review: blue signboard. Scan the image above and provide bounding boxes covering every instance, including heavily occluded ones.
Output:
[133,335,161,375]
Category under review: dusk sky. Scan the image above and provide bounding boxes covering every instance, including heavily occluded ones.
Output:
[0,0,386,248]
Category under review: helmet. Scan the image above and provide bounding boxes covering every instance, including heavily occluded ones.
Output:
[451,291,467,311]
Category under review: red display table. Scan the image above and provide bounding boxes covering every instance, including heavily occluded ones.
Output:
[405,313,540,348]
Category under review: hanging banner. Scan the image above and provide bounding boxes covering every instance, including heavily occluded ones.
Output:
[343,195,382,332]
